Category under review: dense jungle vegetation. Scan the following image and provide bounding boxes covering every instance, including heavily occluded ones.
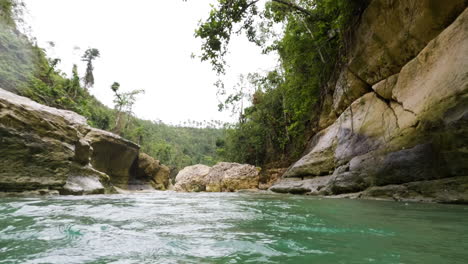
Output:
[195,0,369,167]
[0,0,225,170]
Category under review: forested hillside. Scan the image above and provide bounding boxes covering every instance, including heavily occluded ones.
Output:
[0,0,225,170]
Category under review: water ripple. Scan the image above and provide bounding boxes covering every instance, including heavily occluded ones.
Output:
[0,192,467,264]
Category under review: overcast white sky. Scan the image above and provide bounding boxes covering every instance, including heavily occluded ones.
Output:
[22,0,278,125]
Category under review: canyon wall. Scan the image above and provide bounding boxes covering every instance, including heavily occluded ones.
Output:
[271,1,468,203]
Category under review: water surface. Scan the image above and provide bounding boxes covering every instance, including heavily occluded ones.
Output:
[1,192,467,263]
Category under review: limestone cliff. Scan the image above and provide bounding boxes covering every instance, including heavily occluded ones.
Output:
[271,1,468,203]
[0,88,169,195]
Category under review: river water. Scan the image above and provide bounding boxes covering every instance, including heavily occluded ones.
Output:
[0,192,467,264]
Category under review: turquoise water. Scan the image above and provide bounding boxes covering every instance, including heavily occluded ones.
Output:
[0,192,467,264]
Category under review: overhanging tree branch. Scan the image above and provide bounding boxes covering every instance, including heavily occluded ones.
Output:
[272,0,313,17]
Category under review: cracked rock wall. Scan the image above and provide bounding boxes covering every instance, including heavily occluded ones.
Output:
[271,1,468,203]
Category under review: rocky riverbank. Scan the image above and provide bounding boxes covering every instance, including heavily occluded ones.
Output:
[269,1,468,204]
[0,88,170,195]
[1,0,467,204]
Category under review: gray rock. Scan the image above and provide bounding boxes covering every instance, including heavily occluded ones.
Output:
[332,68,371,116]
[374,143,447,186]
[270,176,332,195]
[362,176,468,204]
[328,171,370,195]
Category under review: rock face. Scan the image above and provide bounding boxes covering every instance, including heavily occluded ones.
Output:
[0,88,92,192]
[132,153,170,190]
[0,88,167,195]
[174,163,260,192]
[271,5,468,203]
[85,128,139,188]
[348,0,467,85]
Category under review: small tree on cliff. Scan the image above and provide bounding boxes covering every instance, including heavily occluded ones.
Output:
[82,48,100,89]
[111,82,145,134]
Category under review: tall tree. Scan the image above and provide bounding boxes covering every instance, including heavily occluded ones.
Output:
[69,64,80,98]
[81,48,100,89]
[111,82,145,134]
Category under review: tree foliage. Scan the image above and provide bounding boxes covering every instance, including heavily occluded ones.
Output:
[197,0,369,166]
[81,48,100,89]
[111,82,145,134]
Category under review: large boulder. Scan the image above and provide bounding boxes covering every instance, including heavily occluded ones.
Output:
[332,68,371,117]
[318,69,371,131]
[173,164,211,192]
[174,162,260,192]
[206,162,260,192]
[391,7,468,119]
[153,164,170,190]
[372,74,398,100]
